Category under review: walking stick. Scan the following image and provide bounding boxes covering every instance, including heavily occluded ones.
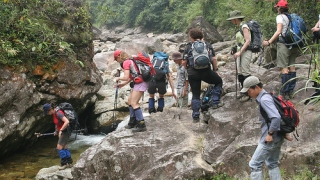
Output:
[235,57,238,98]
[111,83,119,129]
[34,132,55,138]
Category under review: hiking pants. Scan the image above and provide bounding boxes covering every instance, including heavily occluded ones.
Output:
[249,140,284,180]
[237,50,252,77]
[188,68,222,119]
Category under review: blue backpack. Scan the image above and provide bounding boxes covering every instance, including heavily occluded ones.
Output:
[282,13,307,47]
[152,52,169,81]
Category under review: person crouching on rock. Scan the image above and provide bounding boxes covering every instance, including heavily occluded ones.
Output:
[113,50,147,132]
[43,103,73,170]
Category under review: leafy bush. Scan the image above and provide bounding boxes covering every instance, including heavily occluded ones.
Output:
[0,0,91,69]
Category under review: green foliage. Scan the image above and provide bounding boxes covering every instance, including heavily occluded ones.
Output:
[86,0,320,39]
[0,0,92,69]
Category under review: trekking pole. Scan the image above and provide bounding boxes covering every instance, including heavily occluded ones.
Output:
[234,57,238,99]
[111,82,119,129]
[34,132,55,138]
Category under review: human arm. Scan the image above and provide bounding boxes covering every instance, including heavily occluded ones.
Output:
[58,116,69,137]
[311,20,320,32]
[234,27,251,59]
[263,20,283,46]
[167,72,177,100]
[114,63,132,88]
[260,96,281,143]
[212,56,218,71]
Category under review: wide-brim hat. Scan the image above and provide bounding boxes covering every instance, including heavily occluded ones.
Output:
[226,10,245,21]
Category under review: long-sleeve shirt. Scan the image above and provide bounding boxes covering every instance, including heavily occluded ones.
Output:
[256,89,284,145]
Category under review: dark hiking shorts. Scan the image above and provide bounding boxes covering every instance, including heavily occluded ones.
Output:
[58,131,70,146]
[148,80,167,95]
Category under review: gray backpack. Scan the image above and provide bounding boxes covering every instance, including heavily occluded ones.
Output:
[190,40,210,69]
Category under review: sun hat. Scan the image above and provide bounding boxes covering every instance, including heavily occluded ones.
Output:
[42,103,52,115]
[274,0,288,9]
[240,76,261,93]
[226,10,245,21]
[114,50,122,60]
[171,52,182,60]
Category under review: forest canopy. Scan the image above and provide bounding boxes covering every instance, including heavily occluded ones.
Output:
[86,0,320,39]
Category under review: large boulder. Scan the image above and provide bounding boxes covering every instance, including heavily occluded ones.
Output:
[187,16,224,44]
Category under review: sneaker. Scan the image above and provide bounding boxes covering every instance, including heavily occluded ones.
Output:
[58,164,68,170]
[132,120,147,132]
[239,95,250,102]
[211,101,224,109]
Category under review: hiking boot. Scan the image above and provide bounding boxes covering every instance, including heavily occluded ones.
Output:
[193,118,200,123]
[132,120,147,132]
[58,164,68,170]
[157,107,163,112]
[67,163,73,168]
[211,101,224,109]
[236,93,244,99]
[125,117,137,129]
[148,108,157,114]
[288,91,294,99]
[239,95,250,102]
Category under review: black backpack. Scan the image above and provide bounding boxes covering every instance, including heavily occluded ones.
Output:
[240,21,262,52]
[200,85,215,112]
[56,102,79,131]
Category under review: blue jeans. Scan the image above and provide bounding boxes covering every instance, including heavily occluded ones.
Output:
[249,139,284,180]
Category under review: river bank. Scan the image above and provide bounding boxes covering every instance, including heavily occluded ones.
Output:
[0,133,104,180]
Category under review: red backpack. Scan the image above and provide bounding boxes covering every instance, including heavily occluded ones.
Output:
[260,93,300,139]
[131,52,155,82]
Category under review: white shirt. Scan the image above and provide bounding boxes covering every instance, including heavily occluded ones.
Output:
[276,14,289,36]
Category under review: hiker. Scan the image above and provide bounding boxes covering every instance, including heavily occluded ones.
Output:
[172,52,189,108]
[262,0,299,99]
[148,52,177,113]
[240,76,287,180]
[42,103,73,170]
[227,10,252,102]
[182,28,223,122]
[114,50,147,132]
[311,17,320,43]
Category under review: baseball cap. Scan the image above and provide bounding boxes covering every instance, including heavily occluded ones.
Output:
[274,0,288,9]
[114,50,122,60]
[42,103,52,115]
[240,76,260,93]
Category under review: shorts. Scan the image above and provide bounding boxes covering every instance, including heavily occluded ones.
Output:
[276,42,300,68]
[58,131,70,146]
[148,80,167,95]
[133,81,148,92]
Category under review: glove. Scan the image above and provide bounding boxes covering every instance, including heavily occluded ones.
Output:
[231,46,237,55]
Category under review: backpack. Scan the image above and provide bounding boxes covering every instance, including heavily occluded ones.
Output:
[152,52,169,81]
[259,93,300,136]
[200,85,215,112]
[188,40,211,69]
[281,13,307,47]
[56,102,79,132]
[240,21,262,52]
[131,52,155,82]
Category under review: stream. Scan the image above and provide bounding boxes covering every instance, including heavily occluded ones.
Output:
[0,133,105,180]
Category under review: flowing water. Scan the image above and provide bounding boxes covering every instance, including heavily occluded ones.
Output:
[0,133,105,180]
